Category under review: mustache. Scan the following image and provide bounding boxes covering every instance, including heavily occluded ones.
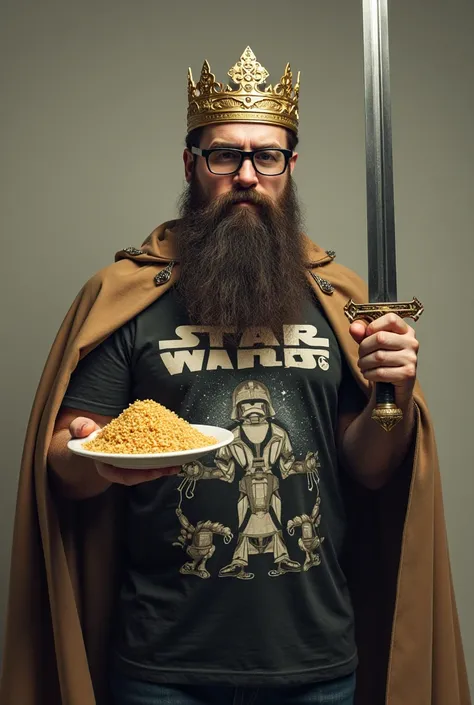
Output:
[193,187,274,221]
[220,189,269,207]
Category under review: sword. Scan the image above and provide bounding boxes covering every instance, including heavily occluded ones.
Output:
[344,0,423,431]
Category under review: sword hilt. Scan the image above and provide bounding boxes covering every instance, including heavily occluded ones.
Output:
[344,298,424,432]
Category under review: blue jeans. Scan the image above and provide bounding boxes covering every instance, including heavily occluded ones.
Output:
[109,671,356,705]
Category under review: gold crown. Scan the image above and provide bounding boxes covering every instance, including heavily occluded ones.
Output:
[187,46,300,134]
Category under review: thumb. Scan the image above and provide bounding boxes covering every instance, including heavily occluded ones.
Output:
[70,417,101,438]
[349,320,369,345]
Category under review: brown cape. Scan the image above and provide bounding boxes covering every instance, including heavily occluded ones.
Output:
[0,222,470,705]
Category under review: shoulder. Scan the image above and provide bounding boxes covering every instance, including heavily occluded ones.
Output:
[69,256,172,355]
[84,258,142,291]
[271,423,288,439]
[324,260,368,299]
[79,256,167,312]
[303,234,368,301]
[71,260,140,310]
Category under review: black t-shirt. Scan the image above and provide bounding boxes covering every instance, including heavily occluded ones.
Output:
[63,287,365,687]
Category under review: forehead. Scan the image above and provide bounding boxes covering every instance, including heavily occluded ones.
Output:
[200,123,288,148]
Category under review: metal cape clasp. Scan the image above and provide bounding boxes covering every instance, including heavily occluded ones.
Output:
[154,261,176,286]
[309,252,336,295]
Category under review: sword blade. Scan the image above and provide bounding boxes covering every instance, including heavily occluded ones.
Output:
[363,0,397,302]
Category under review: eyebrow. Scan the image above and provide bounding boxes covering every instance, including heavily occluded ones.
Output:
[208,140,284,149]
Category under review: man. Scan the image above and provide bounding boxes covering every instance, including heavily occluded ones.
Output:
[0,48,470,705]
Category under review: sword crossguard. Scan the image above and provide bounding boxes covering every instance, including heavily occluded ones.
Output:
[343,297,424,324]
[343,297,424,432]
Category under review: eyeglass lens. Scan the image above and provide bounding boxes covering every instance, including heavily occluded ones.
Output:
[208,149,286,175]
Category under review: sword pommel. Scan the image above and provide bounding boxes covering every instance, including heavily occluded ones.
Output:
[371,401,404,432]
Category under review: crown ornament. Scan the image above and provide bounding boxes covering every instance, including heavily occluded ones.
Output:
[187,46,300,134]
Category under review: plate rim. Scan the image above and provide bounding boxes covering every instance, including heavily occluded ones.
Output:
[67,424,234,461]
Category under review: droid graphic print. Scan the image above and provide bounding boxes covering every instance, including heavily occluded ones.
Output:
[175,380,325,580]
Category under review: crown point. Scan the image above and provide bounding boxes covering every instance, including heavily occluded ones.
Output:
[241,46,256,61]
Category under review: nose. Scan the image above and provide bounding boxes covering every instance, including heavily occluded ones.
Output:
[233,156,259,188]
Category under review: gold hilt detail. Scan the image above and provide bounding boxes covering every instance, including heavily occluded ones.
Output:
[344,297,424,432]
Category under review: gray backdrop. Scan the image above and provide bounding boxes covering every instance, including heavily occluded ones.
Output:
[1,0,473,691]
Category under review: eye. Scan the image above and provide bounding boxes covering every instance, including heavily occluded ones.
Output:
[213,150,238,162]
[255,150,281,163]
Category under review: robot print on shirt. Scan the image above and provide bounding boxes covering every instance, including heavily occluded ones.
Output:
[287,496,325,572]
[172,509,233,579]
[174,381,325,580]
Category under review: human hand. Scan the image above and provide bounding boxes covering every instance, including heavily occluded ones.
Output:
[349,313,419,406]
[69,416,180,486]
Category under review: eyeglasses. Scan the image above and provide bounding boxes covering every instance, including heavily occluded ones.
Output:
[191,146,293,176]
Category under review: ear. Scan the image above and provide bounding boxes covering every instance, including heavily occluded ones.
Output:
[183,149,194,183]
[289,151,298,175]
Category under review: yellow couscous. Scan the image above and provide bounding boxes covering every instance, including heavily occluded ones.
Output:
[83,399,217,454]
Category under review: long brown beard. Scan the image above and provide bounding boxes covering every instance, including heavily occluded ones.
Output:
[176,176,309,335]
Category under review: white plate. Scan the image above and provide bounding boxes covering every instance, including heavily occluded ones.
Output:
[67,424,234,469]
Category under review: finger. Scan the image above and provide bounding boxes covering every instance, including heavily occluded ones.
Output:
[365,314,409,336]
[95,463,180,486]
[349,320,369,344]
[127,466,181,485]
[70,417,101,438]
[359,330,417,357]
[359,349,418,372]
[120,468,173,485]
[95,464,160,485]
[362,364,417,385]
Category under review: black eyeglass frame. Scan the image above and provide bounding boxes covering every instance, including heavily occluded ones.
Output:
[190,146,293,176]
